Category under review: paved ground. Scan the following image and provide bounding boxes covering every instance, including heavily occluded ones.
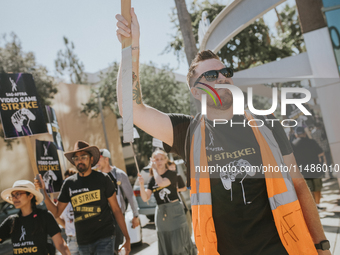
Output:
[318,178,340,255]
[133,178,340,255]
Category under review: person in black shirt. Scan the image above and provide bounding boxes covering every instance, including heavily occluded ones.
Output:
[167,160,192,236]
[138,149,195,255]
[0,180,70,255]
[34,141,131,255]
[115,11,330,255]
[292,126,326,209]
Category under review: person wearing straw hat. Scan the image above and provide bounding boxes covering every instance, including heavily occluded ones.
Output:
[0,180,70,255]
[34,141,131,255]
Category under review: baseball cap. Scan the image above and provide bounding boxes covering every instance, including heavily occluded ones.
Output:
[100,149,111,158]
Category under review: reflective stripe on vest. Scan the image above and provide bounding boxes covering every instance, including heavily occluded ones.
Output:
[190,112,317,255]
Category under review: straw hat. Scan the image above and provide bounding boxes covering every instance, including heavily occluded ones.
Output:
[1,180,44,205]
[64,141,100,167]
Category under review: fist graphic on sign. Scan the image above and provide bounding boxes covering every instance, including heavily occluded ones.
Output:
[11,108,36,134]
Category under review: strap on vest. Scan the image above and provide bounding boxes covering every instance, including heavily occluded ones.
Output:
[190,111,317,255]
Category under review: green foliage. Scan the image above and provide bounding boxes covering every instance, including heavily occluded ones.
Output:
[166,1,304,71]
[165,2,225,63]
[0,33,57,148]
[219,17,293,71]
[82,62,190,164]
[55,36,87,84]
[273,4,306,54]
[82,63,120,117]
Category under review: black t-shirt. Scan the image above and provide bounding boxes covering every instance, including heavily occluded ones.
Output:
[58,170,116,245]
[292,137,323,178]
[147,170,179,205]
[0,209,60,255]
[177,174,185,189]
[163,113,292,255]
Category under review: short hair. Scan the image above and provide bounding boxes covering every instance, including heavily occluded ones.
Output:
[65,168,77,177]
[167,160,175,166]
[187,50,220,88]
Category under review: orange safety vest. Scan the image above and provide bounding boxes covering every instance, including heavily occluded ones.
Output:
[189,112,317,255]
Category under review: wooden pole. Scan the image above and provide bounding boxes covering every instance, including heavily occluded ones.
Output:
[130,142,140,174]
[24,136,39,176]
[121,0,132,49]
[24,136,45,198]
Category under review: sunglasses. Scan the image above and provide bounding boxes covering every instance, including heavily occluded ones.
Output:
[72,154,89,162]
[193,67,233,87]
[9,192,27,201]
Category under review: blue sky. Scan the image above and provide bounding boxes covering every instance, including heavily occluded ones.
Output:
[0,0,295,80]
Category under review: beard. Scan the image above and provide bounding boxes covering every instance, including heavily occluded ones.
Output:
[207,90,233,110]
[76,163,89,173]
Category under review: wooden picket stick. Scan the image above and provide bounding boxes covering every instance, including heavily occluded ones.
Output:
[121,0,132,49]
[24,136,45,199]
[24,136,39,176]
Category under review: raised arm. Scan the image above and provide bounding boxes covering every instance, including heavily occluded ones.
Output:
[34,175,68,218]
[152,168,171,187]
[137,173,152,202]
[115,8,173,146]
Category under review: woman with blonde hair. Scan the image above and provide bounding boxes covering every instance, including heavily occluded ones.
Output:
[138,149,195,255]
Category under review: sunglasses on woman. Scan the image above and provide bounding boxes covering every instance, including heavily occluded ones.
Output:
[8,192,27,201]
[193,67,233,87]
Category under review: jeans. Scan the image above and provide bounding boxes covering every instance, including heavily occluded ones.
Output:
[78,236,115,255]
[67,236,80,255]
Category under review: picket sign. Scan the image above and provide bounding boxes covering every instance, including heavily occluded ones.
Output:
[23,136,48,199]
[121,0,134,143]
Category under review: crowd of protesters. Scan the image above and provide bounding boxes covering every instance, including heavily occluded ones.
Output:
[0,122,334,255]
[0,7,336,255]
[1,141,133,255]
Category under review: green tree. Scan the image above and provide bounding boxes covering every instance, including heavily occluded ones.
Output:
[82,62,190,165]
[166,1,303,71]
[273,4,306,54]
[82,63,119,117]
[0,33,58,147]
[173,0,198,65]
[55,36,87,84]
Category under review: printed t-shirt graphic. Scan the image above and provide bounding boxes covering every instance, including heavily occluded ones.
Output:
[58,170,116,245]
[147,170,179,205]
[0,209,60,255]
[70,189,102,222]
[163,114,292,255]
